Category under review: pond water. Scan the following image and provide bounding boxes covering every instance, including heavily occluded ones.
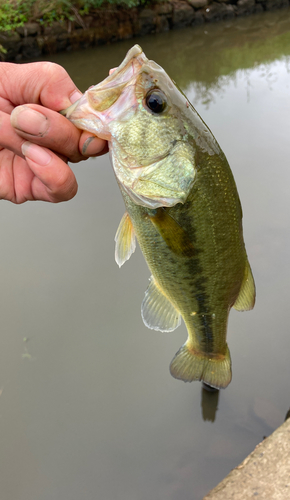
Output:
[1,8,290,500]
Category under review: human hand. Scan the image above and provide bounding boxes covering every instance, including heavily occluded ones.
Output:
[0,61,108,203]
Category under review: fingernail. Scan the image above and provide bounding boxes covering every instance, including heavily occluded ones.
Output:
[11,106,49,136]
[21,142,51,166]
[70,90,83,103]
[82,136,97,155]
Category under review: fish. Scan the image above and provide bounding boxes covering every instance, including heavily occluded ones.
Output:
[62,45,255,389]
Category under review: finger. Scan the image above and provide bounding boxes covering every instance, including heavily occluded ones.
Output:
[1,61,82,111]
[0,111,73,167]
[79,131,109,157]
[0,95,14,114]
[0,150,37,203]
[11,104,83,162]
[0,150,29,203]
[11,104,108,162]
[0,109,25,156]
[21,141,78,202]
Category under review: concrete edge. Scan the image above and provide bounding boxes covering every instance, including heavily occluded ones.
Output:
[203,417,290,499]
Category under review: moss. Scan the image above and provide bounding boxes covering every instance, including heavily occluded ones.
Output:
[0,0,157,31]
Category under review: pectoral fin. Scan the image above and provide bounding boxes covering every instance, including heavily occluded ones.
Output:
[149,208,195,257]
[141,276,181,332]
[114,212,136,267]
[233,260,256,311]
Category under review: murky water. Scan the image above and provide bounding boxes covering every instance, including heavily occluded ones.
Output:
[2,8,290,500]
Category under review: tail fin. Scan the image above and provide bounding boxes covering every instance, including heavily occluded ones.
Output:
[169,343,232,389]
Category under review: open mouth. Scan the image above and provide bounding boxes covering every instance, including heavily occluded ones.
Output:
[96,45,148,91]
[62,45,148,133]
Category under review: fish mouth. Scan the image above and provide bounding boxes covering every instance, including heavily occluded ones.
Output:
[62,45,148,139]
[94,45,147,92]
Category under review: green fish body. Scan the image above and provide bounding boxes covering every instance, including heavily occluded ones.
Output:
[64,45,255,389]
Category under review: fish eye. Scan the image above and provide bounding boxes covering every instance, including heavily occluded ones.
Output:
[145,90,167,114]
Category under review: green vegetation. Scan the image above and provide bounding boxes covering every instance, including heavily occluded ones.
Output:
[0,0,150,31]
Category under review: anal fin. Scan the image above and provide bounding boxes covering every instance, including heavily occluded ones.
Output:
[141,276,181,332]
[114,212,136,268]
[233,260,256,311]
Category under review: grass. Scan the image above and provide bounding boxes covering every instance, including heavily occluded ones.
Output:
[0,0,152,31]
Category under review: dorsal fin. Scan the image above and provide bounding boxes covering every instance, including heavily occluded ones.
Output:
[233,260,256,311]
[114,212,136,268]
[141,276,181,332]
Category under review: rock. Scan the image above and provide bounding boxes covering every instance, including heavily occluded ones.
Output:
[36,36,45,51]
[117,19,134,39]
[237,0,255,8]
[155,15,170,32]
[254,3,264,11]
[172,1,195,27]
[68,29,96,50]
[91,13,120,42]
[56,33,70,52]
[16,23,41,37]
[20,36,42,59]
[0,31,22,60]
[139,7,156,18]
[154,2,173,15]
[43,22,67,36]
[203,2,235,21]
[41,35,58,54]
[2,0,290,62]
[42,26,95,54]
[153,2,172,32]
[204,419,290,500]
[236,0,256,15]
[192,10,205,23]
[134,8,156,35]
[82,16,94,28]
[264,0,289,10]
[187,0,208,9]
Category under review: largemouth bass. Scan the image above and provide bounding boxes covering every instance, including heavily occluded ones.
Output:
[63,45,255,389]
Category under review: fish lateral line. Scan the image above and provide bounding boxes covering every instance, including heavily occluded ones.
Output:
[62,44,255,389]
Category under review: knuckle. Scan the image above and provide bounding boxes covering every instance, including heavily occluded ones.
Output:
[61,128,83,162]
[38,61,69,81]
[51,170,78,202]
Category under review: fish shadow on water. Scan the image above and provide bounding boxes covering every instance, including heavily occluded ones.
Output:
[201,383,220,422]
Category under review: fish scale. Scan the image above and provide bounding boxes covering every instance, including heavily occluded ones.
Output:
[63,45,255,389]
[120,150,243,349]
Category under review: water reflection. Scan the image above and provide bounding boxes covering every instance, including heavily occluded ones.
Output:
[47,8,290,111]
[201,385,220,422]
[149,9,290,92]
[2,7,290,500]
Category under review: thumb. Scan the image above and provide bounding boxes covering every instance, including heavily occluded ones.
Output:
[2,62,82,111]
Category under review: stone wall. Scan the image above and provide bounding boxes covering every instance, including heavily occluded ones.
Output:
[0,0,289,62]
